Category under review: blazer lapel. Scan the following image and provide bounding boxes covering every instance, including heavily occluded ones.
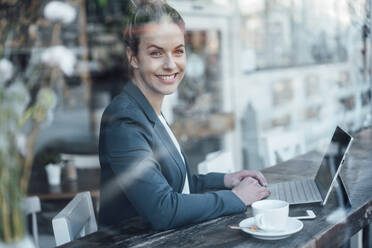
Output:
[123,82,187,191]
[123,82,158,125]
[181,148,193,193]
[155,122,186,180]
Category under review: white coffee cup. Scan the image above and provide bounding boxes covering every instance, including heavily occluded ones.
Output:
[252,200,289,231]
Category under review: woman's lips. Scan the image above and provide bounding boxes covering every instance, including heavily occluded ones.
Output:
[156,73,178,84]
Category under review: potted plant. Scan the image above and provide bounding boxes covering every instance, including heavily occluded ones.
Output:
[0,1,77,245]
[36,150,63,186]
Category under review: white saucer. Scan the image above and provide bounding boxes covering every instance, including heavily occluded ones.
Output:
[239,217,303,240]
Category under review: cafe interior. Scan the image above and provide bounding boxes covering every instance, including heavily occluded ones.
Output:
[0,0,371,247]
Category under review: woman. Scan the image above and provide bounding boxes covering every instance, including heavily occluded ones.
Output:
[98,0,270,230]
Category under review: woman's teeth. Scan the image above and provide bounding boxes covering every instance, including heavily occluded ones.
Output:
[158,74,176,80]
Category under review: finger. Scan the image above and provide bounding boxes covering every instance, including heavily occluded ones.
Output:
[259,192,270,200]
[257,188,270,199]
[256,171,268,186]
[237,170,252,180]
[245,177,259,185]
[244,177,256,183]
[253,179,260,186]
[248,171,267,187]
[256,186,270,194]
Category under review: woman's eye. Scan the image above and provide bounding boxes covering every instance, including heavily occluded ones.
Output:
[150,51,161,57]
[175,49,184,55]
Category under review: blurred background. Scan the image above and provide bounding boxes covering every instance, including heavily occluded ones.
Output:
[0,0,371,246]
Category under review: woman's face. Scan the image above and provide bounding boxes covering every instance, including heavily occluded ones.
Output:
[129,21,186,97]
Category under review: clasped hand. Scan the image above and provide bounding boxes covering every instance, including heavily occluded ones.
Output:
[224,170,270,206]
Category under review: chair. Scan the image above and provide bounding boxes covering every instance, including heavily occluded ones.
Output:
[198,150,234,174]
[22,196,41,248]
[52,191,97,246]
[264,130,306,167]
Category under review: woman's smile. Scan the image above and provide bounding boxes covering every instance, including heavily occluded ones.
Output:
[155,73,179,84]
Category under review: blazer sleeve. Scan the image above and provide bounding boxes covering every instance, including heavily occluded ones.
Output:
[103,120,246,230]
[191,173,227,193]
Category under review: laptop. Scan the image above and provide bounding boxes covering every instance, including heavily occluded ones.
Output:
[266,126,353,205]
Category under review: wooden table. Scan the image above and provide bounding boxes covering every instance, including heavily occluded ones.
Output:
[61,128,372,248]
[28,168,100,200]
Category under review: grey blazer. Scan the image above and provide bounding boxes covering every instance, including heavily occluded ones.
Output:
[98,82,246,230]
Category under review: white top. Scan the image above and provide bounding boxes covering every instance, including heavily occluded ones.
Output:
[158,115,190,194]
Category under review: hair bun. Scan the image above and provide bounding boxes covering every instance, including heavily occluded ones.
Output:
[130,0,166,7]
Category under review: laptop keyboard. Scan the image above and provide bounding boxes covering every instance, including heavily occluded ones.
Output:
[267,179,322,204]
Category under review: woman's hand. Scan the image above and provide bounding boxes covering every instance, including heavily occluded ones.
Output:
[224,170,268,189]
[232,177,270,206]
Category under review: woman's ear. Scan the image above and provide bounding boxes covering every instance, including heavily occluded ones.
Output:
[126,47,139,69]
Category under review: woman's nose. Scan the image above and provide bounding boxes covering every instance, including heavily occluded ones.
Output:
[163,54,176,70]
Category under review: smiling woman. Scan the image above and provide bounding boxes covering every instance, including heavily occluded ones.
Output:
[98,0,269,230]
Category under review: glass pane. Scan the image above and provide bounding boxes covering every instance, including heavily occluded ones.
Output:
[174,30,222,117]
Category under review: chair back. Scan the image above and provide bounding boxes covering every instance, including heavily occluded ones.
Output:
[198,150,234,174]
[52,191,97,246]
[22,196,41,248]
[264,130,306,167]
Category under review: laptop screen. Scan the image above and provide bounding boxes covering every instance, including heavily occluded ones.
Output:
[314,126,353,202]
